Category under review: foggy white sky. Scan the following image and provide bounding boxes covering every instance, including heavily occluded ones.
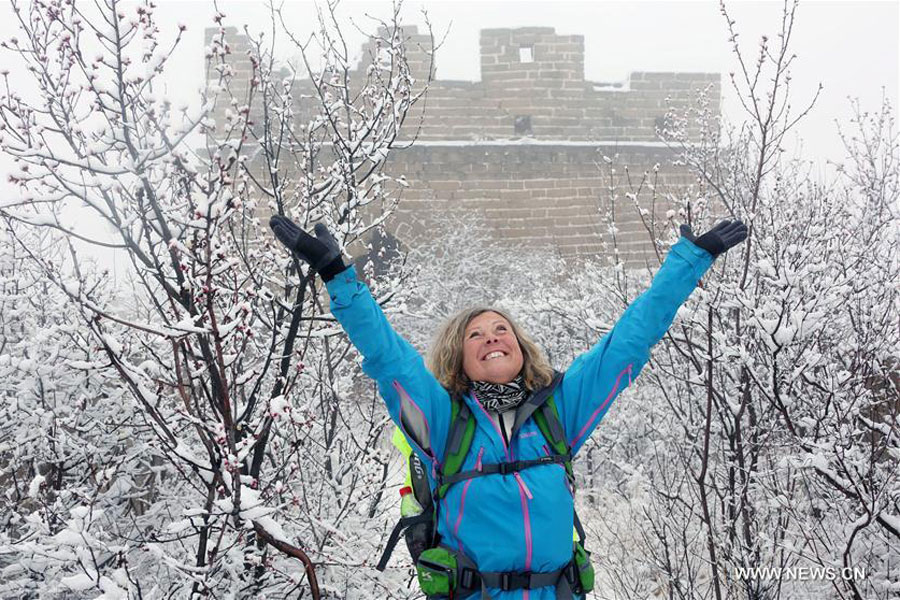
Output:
[1,0,897,168]
[154,0,899,167]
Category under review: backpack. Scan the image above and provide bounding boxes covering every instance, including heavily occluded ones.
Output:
[376,372,593,598]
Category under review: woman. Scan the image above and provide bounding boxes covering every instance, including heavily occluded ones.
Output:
[270,215,747,599]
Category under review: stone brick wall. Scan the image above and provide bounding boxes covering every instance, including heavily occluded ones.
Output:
[406,28,719,143]
[204,25,720,266]
[383,142,693,266]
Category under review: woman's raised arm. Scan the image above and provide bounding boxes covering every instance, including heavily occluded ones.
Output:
[559,220,747,454]
[270,217,451,466]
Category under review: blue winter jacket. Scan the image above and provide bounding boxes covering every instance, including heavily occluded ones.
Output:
[324,237,714,599]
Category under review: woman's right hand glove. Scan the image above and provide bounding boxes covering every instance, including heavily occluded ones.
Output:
[680,219,748,257]
[269,215,347,282]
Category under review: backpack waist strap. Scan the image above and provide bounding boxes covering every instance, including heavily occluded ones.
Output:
[461,566,573,590]
[454,549,581,599]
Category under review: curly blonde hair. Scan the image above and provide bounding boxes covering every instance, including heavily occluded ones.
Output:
[427,306,554,394]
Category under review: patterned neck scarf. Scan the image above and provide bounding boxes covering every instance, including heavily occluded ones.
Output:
[470,375,529,413]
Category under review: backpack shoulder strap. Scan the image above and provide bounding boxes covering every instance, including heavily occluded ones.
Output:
[437,392,476,499]
[533,395,569,459]
[511,370,565,438]
[408,451,432,509]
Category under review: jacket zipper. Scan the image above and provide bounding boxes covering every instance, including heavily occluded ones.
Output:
[471,393,534,579]
[453,446,484,540]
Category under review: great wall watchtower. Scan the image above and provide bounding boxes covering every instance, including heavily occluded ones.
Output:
[207,26,720,264]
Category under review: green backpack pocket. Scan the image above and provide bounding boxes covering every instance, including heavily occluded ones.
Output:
[573,541,594,593]
[416,547,458,597]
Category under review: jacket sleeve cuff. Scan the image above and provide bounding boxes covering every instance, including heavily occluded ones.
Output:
[671,237,715,280]
[323,264,360,307]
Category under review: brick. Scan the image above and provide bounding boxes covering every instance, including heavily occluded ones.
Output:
[511,27,556,35]
[429,181,461,191]
[676,72,719,81]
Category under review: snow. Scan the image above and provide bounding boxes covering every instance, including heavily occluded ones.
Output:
[306,326,345,337]
[136,360,160,377]
[756,258,778,278]
[253,515,289,544]
[60,573,96,591]
[170,315,208,334]
[51,529,86,546]
[0,195,31,210]
[882,513,900,534]
[234,369,257,385]
[173,442,212,472]
[4,211,58,227]
[239,498,274,521]
[27,474,44,497]
[801,451,853,489]
[215,315,242,336]
[69,506,92,520]
[164,519,193,534]
[858,416,892,436]
[65,360,96,371]
[102,334,122,354]
[269,395,289,417]
[167,238,192,256]
[209,257,239,276]
[773,324,796,346]
[123,60,149,84]
[97,575,127,599]
[215,498,234,514]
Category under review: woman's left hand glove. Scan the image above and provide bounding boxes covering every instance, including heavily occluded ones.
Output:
[680,219,748,257]
[269,215,347,282]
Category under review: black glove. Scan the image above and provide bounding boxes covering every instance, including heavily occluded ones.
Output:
[269,215,347,282]
[680,219,748,257]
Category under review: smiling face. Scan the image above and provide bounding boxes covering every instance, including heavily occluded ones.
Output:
[461,311,525,384]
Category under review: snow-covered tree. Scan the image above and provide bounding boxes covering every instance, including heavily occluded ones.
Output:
[0,0,433,596]
[537,2,899,599]
[0,222,146,598]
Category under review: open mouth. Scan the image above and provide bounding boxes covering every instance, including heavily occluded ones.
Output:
[482,351,507,361]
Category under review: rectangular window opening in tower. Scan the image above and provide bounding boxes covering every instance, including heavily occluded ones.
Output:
[514,115,533,136]
[519,45,534,63]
